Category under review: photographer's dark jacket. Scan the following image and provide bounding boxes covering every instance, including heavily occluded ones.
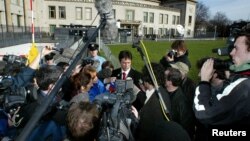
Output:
[11,67,36,88]
[194,62,250,126]
[135,87,191,141]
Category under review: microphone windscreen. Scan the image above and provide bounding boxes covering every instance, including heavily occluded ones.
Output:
[95,0,118,42]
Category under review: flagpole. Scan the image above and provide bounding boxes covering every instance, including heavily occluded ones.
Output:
[30,0,35,43]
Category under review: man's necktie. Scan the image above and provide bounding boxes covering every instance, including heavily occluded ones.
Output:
[122,72,126,80]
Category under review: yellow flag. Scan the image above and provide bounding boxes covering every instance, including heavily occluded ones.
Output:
[27,43,39,64]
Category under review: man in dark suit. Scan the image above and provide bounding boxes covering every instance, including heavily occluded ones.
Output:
[134,63,191,141]
[111,50,142,88]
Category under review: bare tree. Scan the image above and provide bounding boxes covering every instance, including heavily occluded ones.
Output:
[209,12,232,37]
[195,2,210,28]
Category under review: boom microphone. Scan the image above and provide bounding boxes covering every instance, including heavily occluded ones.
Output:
[95,0,118,42]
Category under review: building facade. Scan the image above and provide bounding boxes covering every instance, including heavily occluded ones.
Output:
[0,0,196,38]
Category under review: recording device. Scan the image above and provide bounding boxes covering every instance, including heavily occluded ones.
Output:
[213,59,232,70]
[212,38,234,56]
[115,79,134,94]
[2,55,27,76]
[132,36,140,48]
[167,50,177,58]
[0,76,37,117]
[212,28,240,56]
[3,55,27,66]
[81,59,94,67]
[95,0,118,42]
[93,80,136,141]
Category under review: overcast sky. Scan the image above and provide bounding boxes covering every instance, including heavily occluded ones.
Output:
[198,0,250,21]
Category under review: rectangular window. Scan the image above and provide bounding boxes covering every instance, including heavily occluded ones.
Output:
[76,7,82,20]
[172,15,176,24]
[59,6,66,19]
[50,24,56,34]
[177,16,180,24]
[85,7,92,20]
[143,27,147,35]
[149,27,153,34]
[164,14,168,24]
[143,12,148,23]
[0,12,2,25]
[159,14,163,24]
[125,10,135,21]
[49,6,56,19]
[149,12,154,23]
[188,16,192,25]
[17,15,21,27]
[112,9,116,19]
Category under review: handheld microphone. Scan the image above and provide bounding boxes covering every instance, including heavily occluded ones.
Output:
[95,0,118,42]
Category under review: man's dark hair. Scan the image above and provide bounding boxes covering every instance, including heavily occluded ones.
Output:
[118,50,133,61]
[56,61,69,69]
[44,52,56,61]
[35,66,63,90]
[141,62,166,86]
[165,67,182,87]
[101,60,114,70]
[235,31,250,51]
[67,102,100,141]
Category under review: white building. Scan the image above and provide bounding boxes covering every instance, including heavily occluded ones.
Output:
[0,0,196,38]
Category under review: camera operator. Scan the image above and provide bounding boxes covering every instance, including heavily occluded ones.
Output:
[194,57,231,141]
[0,46,52,88]
[17,65,65,141]
[0,47,55,139]
[134,62,191,141]
[193,31,250,133]
[160,40,191,69]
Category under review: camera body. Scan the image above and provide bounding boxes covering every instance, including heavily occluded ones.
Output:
[167,50,177,58]
[213,59,232,70]
[0,75,37,122]
[94,80,136,141]
[3,55,27,66]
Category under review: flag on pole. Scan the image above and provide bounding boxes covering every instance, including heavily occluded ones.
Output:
[27,43,39,64]
[26,0,39,65]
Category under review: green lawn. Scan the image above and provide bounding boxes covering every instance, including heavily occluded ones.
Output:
[108,39,229,83]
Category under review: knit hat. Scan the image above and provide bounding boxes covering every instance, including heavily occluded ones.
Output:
[170,62,189,76]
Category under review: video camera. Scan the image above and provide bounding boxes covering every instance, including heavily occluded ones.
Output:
[1,55,27,75]
[212,28,242,56]
[211,28,242,70]
[213,58,232,70]
[0,76,37,116]
[94,79,137,141]
[3,55,27,67]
